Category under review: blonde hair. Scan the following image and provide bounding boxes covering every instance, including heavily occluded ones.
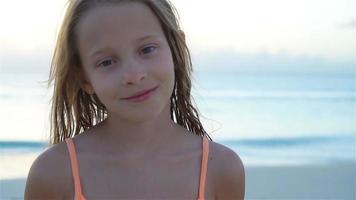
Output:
[47,0,212,146]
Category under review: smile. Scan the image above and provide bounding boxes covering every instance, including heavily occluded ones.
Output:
[122,85,159,103]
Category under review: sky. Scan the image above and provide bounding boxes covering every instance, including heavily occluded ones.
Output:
[0,0,355,141]
[0,0,355,66]
[176,0,356,60]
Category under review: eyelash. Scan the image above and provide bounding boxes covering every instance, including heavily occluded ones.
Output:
[98,59,117,68]
[140,46,157,55]
[96,46,157,68]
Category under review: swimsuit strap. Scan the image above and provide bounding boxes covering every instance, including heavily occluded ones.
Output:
[197,136,209,200]
[65,137,209,200]
[65,138,87,200]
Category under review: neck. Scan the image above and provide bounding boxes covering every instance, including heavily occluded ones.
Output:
[96,102,178,157]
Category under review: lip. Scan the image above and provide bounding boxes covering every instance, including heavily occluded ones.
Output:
[122,85,159,101]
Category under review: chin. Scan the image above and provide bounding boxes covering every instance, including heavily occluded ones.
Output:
[116,104,168,123]
[121,111,162,123]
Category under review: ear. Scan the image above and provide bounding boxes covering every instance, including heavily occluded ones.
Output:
[77,69,95,95]
[81,81,95,95]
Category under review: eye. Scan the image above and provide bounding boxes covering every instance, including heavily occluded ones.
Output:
[141,46,157,55]
[98,58,117,68]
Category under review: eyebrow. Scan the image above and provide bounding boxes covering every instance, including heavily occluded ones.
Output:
[135,34,161,43]
[89,34,162,59]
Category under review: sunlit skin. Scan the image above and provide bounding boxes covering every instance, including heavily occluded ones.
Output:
[24,2,245,199]
[68,2,216,197]
[76,2,180,157]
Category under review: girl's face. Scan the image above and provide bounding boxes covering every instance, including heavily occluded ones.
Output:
[76,2,175,122]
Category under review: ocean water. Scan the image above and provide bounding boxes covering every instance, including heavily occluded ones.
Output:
[0,71,355,179]
[0,134,355,179]
[193,72,356,140]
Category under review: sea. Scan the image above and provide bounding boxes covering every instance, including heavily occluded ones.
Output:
[0,71,355,179]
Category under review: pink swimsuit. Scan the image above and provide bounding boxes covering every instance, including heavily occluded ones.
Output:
[65,136,210,200]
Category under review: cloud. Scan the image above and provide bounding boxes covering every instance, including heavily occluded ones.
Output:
[192,50,355,75]
[0,51,51,74]
[337,19,356,29]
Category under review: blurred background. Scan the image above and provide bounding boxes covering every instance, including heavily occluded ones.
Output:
[1,0,355,199]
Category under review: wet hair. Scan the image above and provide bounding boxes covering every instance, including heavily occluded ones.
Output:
[47,0,212,146]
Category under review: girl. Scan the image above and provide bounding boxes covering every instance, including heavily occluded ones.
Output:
[25,0,245,199]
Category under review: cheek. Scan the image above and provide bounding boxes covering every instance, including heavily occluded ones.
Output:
[156,50,175,82]
[154,61,175,98]
[91,76,119,102]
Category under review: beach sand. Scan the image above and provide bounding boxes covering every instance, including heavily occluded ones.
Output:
[245,162,355,200]
[1,162,355,199]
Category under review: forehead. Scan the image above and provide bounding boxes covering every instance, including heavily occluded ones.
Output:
[76,2,165,54]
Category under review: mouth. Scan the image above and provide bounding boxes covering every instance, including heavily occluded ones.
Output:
[121,85,159,101]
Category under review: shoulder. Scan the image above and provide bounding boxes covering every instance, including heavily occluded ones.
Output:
[208,140,245,200]
[24,141,73,199]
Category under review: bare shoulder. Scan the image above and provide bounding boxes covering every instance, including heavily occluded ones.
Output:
[208,140,245,200]
[24,141,73,199]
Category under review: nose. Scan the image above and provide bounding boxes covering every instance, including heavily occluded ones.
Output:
[120,58,147,86]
